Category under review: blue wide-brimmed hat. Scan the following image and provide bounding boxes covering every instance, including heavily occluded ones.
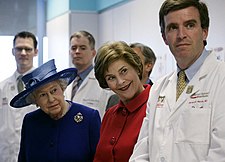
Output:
[10,59,77,108]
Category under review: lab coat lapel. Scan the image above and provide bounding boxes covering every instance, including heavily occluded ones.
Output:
[188,51,218,99]
[76,69,95,93]
[168,51,217,122]
[186,51,217,100]
[165,72,202,124]
[65,83,73,99]
[164,72,177,112]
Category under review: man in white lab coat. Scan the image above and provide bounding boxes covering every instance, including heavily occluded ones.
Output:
[130,0,225,161]
[0,31,38,162]
[65,31,113,119]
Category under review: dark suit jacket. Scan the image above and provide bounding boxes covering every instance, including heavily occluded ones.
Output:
[18,101,101,162]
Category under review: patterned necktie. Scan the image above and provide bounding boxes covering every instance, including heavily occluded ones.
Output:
[71,76,81,100]
[17,75,24,93]
[176,70,187,100]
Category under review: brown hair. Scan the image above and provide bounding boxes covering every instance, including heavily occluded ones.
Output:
[70,30,95,49]
[159,0,209,46]
[94,41,143,88]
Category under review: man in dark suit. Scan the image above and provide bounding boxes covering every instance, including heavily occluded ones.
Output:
[106,43,156,110]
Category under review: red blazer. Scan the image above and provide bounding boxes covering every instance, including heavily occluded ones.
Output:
[94,84,151,162]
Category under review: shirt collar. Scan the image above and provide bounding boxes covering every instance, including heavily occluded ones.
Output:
[78,65,93,81]
[177,49,209,82]
[146,78,153,86]
[15,67,36,79]
[113,84,150,113]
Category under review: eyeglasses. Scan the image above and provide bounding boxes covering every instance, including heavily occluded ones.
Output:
[14,47,33,53]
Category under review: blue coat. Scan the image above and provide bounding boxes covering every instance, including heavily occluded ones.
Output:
[18,101,101,162]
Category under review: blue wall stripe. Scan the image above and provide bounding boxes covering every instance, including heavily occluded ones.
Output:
[47,0,130,21]
[96,0,130,12]
[69,0,97,11]
[47,0,69,21]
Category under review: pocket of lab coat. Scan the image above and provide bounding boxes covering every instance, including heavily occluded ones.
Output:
[175,106,211,144]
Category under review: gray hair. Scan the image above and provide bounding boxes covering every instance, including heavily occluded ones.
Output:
[25,79,68,105]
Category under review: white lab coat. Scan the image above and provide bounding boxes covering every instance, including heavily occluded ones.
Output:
[65,69,113,119]
[130,51,225,162]
[0,71,37,162]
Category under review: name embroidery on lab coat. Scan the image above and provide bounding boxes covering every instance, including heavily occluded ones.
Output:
[190,92,209,99]
[10,85,15,91]
[156,96,165,108]
[2,97,8,106]
[189,92,209,109]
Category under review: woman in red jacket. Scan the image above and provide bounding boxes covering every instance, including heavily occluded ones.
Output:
[94,41,151,162]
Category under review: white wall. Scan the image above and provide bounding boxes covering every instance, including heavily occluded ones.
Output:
[98,0,175,81]
[0,36,17,82]
[69,11,98,67]
[0,36,39,82]
[47,11,98,69]
[204,0,225,61]
[47,13,70,71]
[46,0,225,81]
[98,0,225,81]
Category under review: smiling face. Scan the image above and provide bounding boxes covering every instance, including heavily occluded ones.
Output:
[163,6,208,69]
[104,59,144,104]
[33,80,67,120]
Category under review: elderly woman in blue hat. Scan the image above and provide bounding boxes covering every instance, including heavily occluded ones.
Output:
[10,59,101,162]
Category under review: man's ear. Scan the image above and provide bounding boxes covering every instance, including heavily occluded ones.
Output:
[34,49,38,57]
[92,49,96,57]
[146,63,154,72]
[202,28,209,42]
[162,33,168,45]
[12,48,15,56]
